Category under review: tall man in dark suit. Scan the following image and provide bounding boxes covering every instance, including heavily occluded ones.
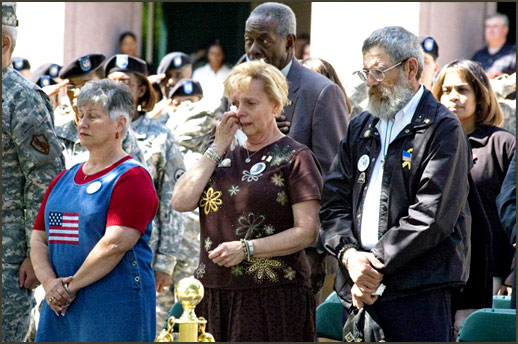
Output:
[243,2,350,302]
[244,2,349,175]
[319,26,472,341]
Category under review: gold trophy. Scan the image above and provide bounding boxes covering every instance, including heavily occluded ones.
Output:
[155,277,215,342]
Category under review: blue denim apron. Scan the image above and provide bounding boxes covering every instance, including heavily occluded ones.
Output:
[36,159,156,342]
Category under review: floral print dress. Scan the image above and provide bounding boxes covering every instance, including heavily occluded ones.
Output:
[195,136,322,341]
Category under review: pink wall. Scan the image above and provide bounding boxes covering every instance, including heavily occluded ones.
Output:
[419,2,496,68]
[63,2,142,65]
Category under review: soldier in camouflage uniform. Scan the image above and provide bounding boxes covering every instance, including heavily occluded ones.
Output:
[55,53,145,167]
[2,3,65,341]
[105,55,187,333]
[154,79,219,332]
[490,73,516,136]
[160,78,219,168]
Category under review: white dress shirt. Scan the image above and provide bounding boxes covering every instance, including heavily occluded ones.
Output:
[192,63,231,101]
[360,85,424,250]
[280,59,293,78]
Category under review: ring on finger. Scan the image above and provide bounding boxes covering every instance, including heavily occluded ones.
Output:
[49,297,54,303]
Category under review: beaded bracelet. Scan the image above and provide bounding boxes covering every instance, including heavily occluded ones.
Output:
[203,147,222,165]
[240,239,250,261]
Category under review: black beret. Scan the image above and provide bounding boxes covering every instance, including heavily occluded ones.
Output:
[59,53,105,79]
[157,52,192,74]
[30,63,62,88]
[420,36,439,60]
[168,78,203,99]
[12,57,30,71]
[105,54,147,76]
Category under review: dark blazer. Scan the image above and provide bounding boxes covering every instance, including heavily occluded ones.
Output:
[283,58,349,175]
[319,89,472,307]
[453,174,493,311]
[468,125,515,279]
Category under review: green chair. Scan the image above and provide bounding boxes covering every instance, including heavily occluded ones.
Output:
[456,308,516,342]
[316,291,345,341]
[163,302,184,332]
[492,295,512,309]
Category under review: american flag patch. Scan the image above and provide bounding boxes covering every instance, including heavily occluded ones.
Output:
[48,212,79,244]
[402,150,412,162]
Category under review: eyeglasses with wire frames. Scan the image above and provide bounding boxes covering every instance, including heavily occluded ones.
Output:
[354,58,409,82]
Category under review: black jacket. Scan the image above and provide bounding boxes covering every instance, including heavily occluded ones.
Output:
[319,89,472,307]
[469,125,515,278]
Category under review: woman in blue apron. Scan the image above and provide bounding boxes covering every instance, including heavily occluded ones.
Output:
[30,79,158,341]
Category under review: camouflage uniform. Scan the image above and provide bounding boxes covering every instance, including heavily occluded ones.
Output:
[158,98,218,169]
[2,65,65,342]
[153,98,218,332]
[53,109,145,168]
[130,115,187,333]
[490,74,516,136]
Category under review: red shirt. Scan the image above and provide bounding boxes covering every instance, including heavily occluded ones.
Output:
[34,156,158,234]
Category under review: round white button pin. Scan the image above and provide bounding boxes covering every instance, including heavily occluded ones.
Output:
[86,181,102,194]
[357,154,370,172]
[250,162,266,175]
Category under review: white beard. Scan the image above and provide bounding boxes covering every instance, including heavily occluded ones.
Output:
[366,72,415,121]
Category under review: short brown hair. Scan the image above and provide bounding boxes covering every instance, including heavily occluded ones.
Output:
[432,59,503,127]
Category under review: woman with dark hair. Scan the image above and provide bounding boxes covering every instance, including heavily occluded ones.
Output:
[118,31,155,75]
[119,32,138,57]
[433,59,515,335]
[105,54,187,332]
[301,57,352,116]
[193,39,231,102]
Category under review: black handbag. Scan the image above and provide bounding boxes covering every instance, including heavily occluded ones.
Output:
[343,306,385,342]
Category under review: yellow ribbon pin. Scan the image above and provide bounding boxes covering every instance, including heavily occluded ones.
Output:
[402,148,413,169]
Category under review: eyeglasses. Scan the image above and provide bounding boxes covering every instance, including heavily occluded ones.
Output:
[354,58,409,82]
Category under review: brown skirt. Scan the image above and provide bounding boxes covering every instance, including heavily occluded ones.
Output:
[196,284,316,342]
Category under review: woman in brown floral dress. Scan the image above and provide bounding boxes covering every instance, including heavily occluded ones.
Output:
[172,60,323,341]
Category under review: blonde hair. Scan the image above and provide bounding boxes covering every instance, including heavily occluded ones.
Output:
[223,60,289,116]
[432,59,503,127]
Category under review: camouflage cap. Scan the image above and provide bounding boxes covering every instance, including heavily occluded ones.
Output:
[2,2,18,27]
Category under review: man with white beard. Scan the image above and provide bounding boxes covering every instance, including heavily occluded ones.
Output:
[319,26,472,342]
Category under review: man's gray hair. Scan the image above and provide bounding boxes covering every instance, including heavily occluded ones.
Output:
[362,26,424,80]
[487,13,509,27]
[77,79,134,137]
[2,25,17,52]
[247,2,296,37]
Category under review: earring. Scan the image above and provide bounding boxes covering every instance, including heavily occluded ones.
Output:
[115,132,119,139]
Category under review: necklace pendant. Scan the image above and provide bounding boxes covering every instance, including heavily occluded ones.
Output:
[245,157,251,163]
